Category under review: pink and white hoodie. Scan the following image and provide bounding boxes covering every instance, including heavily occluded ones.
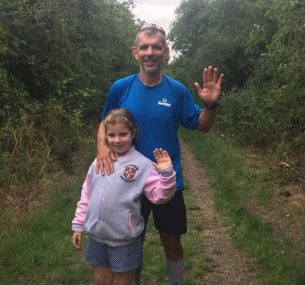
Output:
[72,146,176,247]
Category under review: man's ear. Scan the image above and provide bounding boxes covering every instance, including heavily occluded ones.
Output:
[163,47,170,60]
[131,47,138,60]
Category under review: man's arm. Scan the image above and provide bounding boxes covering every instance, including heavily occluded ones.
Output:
[196,107,217,132]
[96,121,116,175]
[194,65,224,132]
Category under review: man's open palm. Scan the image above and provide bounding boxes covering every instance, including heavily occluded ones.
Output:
[194,65,224,104]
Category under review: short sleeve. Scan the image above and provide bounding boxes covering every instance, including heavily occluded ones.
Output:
[99,82,123,121]
[178,84,203,129]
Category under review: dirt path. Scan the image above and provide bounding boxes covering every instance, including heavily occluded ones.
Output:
[180,139,262,285]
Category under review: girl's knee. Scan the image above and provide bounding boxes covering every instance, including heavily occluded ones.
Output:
[93,267,113,285]
[115,270,137,285]
[115,280,137,285]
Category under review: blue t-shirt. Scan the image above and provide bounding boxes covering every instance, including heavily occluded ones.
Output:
[101,73,202,191]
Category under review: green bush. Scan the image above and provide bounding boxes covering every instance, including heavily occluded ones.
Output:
[0,97,87,218]
[0,113,50,214]
[217,82,305,159]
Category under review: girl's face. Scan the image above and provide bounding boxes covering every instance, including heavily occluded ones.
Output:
[106,123,135,155]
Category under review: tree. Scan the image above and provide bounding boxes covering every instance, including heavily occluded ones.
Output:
[0,0,137,101]
[0,0,139,209]
[169,0,305,157]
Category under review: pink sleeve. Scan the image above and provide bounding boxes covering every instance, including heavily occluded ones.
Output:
[143,166,176,204]
[71,168,93,232]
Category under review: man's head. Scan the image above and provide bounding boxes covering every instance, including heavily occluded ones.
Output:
[132,23,170,77]
[135,23,167,47]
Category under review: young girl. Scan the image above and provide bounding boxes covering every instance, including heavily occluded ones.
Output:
[71,109,176,285]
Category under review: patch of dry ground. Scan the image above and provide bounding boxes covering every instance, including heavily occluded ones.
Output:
[180,139,262,285]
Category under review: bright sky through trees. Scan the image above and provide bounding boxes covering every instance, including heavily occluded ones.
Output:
[132,0,181,35]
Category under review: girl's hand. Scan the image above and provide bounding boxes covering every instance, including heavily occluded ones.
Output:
[153,148,172,171]
[72,231,83,250]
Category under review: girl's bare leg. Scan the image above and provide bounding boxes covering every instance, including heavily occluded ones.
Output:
[93,266,113,285]
[114,269,137,285]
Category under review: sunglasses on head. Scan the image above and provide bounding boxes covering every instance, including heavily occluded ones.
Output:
[139,23,166,36]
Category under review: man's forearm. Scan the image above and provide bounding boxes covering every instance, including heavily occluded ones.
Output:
[97,121,107,150]
[96,121,115,174]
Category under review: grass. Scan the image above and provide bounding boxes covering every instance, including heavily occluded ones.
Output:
[0,179,93,285]
[180,128,305,285]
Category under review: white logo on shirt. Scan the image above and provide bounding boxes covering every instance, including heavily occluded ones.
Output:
[158,98,171,107]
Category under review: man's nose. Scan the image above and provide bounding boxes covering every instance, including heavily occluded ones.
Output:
[146,46,154,55]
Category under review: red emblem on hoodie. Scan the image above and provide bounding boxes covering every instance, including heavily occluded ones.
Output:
[121,165,139,182]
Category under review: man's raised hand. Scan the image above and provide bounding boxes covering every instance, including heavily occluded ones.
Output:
[194,65,224,106]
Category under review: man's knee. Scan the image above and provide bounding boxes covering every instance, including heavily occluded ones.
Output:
[159,232,183,259]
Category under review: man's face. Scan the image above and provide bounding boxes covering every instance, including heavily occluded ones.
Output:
[132,32,169,76]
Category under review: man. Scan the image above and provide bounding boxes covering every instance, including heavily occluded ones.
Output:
[96,23,224,285]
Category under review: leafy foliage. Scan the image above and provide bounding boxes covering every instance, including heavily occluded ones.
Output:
[0,0,138,212]
[169,0,305,159]
[0,0,137,99]
[169,0,260,90]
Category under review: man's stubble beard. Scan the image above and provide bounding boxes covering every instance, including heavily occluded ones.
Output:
[140,60,163,76]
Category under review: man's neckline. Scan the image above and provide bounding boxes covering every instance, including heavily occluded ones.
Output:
[139,74,163,87]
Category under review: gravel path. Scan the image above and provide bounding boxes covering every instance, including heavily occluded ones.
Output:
[180,139,262,285]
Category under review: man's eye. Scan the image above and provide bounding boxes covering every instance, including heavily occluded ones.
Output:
[152,45,162,50]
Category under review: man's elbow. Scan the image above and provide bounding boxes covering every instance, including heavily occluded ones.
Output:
[196,124,213,133]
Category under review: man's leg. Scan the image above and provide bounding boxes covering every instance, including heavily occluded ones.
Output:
[152,192,187,285]
[159,232,184,285]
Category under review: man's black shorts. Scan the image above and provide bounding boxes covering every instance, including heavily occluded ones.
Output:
[141,191,187,235]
